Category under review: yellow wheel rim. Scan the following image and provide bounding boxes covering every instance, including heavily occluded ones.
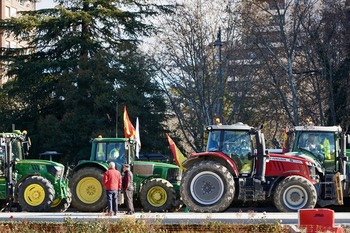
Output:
[76,177,102,204]
[24,184,45,206]
[147,186,167,207]
[51,198,61,208]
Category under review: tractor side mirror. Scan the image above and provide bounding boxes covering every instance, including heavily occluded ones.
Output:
[247,152,252,160]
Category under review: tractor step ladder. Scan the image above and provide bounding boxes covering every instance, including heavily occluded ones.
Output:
[324,174,334,199]
[238,178,265,202]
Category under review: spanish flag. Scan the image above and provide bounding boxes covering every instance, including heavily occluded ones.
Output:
[123,106,136,139]
[166,134,187,171]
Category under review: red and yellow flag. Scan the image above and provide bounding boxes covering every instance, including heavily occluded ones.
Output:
[166,134,187,171]
[123,106,136,138]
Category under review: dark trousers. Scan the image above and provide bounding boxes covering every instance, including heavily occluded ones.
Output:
[124,189,134,212]
[106,190,118,214]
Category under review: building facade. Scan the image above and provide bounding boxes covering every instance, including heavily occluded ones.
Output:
[0,0,35,86]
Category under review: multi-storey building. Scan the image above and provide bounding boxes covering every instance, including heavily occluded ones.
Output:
[0,0,35,86]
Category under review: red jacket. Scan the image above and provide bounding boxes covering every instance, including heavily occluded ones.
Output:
[103,167,122,191]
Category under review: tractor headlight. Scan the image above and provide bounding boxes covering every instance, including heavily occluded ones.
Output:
[47,165,64,180]
[167,168,182,183]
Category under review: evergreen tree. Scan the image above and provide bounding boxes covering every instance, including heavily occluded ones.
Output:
[0,0,174,163]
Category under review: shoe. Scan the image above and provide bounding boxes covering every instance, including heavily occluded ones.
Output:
[105,212,113,216]
[125,211,134,215]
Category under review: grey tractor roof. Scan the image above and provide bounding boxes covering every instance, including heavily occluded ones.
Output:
[294,125,342,133]
[206,122,253,131]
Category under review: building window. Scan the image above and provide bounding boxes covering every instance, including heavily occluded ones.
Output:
[11,7,17,18]
[5,7,10,18]
[10,41,17,48]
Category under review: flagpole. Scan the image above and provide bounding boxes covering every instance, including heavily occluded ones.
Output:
[116,102,118,138]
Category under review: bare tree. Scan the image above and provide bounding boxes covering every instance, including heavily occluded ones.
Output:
[301,0,350,129]
[239,0,350,130]
[151,1,243,152]
[239,0,320,126]
[150,0,350,151]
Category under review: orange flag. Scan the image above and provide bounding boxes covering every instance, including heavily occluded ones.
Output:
[166,134,187,171]
[123,106,136,138]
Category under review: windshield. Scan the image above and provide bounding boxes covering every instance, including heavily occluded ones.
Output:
[296,132,336,162]
[95,142,125,166]
[207,130,253,173]
[222,131,252,158]
[12,140,23,160]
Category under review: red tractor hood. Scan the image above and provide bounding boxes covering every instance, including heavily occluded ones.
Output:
[265,152,321,179]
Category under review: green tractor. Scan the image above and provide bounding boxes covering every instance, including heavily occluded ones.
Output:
[285,125,350,207]
[69,136,182,212]
[0,131,71,212]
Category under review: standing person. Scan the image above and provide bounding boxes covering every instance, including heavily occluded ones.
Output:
[122,164,135,215]
[103,162,122,216]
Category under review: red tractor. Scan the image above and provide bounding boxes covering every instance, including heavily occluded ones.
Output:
[179,122,347,212]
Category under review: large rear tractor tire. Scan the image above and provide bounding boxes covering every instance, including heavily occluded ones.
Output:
[18,176,55,212]
[140,178,179,212]
[69,167,106,212]
[49,189,72,212]
[180,160,235,213]
[273,175,317,212]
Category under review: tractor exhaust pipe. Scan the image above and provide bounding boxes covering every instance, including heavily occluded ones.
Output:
[255,130,266,182]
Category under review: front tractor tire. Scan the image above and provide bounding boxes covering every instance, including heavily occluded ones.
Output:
[69,167,106,212]
[180,161,235,213]
[140,178,178,212]
[273,175,317,212]
[18,176,55,212]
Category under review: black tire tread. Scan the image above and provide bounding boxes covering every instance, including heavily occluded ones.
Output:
[180,160,235,213]
[273,175,317,212]
[18,176,55,212]
[69,167,106,212]
[140,178,177,212]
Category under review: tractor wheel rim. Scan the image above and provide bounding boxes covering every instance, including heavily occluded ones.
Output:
[283,185,308,210]
[51,198,62,208]
[190,171,224,205]
[147,186,167,207]
[24,184,45,206]
[76,177,102,204]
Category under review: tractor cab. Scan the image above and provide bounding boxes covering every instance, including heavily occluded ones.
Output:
[288,126,343,173]
[206,123,254,174]
[90,137,136,171]
[2,131,30,161]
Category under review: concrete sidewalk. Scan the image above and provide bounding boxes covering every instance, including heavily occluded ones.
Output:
[0,211,349,226]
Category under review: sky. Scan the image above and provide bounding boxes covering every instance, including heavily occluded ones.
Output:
[36,0,56,9]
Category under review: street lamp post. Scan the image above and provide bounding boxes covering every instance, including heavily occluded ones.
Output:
[214,28,223,124]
